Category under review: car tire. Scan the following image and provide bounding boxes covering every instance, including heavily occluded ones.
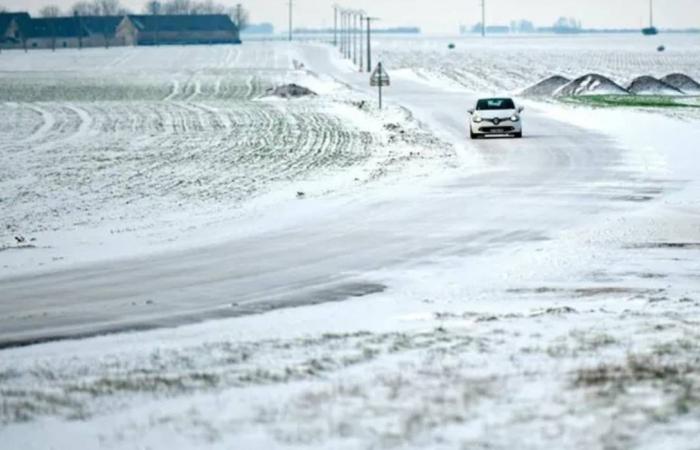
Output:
[513,132,522,138]
[470,130,479,139]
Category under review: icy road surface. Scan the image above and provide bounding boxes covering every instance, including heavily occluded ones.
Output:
[0,43,666,347]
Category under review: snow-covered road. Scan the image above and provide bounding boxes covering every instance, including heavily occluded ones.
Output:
[0,44,666,348]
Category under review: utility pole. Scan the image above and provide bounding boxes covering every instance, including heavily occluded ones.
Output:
[481,0,485,37]
[353,11,358,66]
[365,17,378,72]
[340,10,344,56]
[333,5,338,47]
[340,10,345,57]
[288,0,293,41]
[345,11,350,59]
[358,11,364,72]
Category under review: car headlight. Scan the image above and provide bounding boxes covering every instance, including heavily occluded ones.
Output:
[510,115,520,122]
[473,115,482,123]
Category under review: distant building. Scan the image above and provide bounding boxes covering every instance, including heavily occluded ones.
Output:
[0,12,32,48]
[25,17,89,49]
[127,15,241,46]
[0,12,240,50]
[81,16,137,48]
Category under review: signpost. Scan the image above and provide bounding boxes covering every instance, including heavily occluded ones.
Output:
[370,62,390,110]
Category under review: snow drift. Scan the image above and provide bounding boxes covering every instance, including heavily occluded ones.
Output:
[521,75,571,97]
[556,74,629,96]
[626,76,684,95]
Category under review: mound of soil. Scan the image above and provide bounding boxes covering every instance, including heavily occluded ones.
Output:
[661,73,700,94]
[266,84,316,98]
[521,75,571,97]
[627,76,683,95]
[555,74,628,96]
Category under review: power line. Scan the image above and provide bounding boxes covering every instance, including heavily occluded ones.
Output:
[288,0,293,41]
[481,0,485,37]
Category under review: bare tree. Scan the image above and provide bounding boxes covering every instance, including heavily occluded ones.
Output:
[72,0,129,16]
[144,1,162,14]
[229,3,249,30]
[97,0,123,15]
[190,0,225,14]
[162,0,193,15]
[72,1,101,15]
[39,5,63,17]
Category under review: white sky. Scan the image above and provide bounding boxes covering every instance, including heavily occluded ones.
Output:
[2,0,700,33]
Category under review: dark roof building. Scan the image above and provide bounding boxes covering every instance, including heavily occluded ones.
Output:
[127,14,240,45]
[80,16,125,37]
[0,12,32,43]
[29,17,89,39]
[1,12,241,49]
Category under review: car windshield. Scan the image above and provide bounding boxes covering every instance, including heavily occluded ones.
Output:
[476,98,516,111]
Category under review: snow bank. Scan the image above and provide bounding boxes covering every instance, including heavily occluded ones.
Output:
[556,74,629,96]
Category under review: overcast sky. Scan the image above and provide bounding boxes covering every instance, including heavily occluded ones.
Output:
[2,0,699,33]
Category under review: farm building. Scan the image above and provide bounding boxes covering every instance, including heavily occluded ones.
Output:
[0,12,32,48]
[0,12,240,50]
[127,15,241,46]
[25,17,89,50]
[81,16,139,48]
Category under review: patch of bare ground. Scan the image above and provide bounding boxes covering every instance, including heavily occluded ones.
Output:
[507,286,662,298]
[0,328,486,425]
[627,242,700,250]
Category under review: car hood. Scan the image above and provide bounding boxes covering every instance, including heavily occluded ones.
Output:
[474,109,517,119]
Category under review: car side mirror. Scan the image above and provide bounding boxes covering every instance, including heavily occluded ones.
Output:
[468,109,475,115]
[517,106,524,113]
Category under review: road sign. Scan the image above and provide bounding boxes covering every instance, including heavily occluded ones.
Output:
[370,62,389,110]
[370,62,390,87]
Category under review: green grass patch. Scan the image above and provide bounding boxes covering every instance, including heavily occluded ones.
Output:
[563,95,700,109]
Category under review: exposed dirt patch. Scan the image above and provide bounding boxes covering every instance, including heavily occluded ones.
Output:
[628,242,700,250]
[507,286,658,298]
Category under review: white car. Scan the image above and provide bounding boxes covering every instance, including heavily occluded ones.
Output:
[468,98,524,139]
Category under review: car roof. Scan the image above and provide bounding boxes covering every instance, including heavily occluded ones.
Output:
[478,97,514,101]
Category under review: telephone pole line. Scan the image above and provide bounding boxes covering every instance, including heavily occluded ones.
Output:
[481,0,485,37]
[333,5,338,47]
[288,0,293,41]
[365,16,378,72]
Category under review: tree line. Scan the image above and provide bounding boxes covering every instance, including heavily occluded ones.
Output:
[34,0,249,29]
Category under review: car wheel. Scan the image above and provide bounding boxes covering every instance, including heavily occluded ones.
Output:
[470,130,479,139]
[513,132,522,138]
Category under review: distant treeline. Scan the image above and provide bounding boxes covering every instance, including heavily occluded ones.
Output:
[293,27,420,35]
[462,18,700,35]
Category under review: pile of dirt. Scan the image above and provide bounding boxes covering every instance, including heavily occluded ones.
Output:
[556,74,629,96]
[661,73,700,94]
[627,76,683,95]
[265,84,316,99]
[521,75,571,97]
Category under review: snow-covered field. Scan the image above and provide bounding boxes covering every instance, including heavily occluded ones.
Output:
[1,36,700,449]
[376,34,700,95]
[0,44,451,274]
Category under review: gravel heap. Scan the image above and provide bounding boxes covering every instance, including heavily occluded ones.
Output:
[627,76,684,95]
[556,74,629,96]
[521,75,571,97]
[661,73,700,94]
